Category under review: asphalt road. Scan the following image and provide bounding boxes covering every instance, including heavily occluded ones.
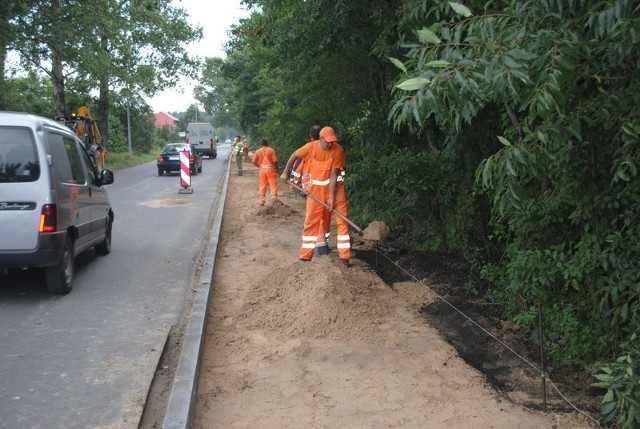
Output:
[0,144,231,429]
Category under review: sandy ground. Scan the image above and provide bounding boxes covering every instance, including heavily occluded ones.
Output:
[191,159,598,429]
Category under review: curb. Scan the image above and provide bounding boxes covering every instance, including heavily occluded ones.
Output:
[161,153,232,428]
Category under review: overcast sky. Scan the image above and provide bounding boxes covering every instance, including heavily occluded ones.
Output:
[148,0,251,113]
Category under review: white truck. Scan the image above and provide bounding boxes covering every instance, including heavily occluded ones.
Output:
[186,122,217,158]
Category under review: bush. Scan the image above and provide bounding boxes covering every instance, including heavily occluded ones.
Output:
[594,335,640,428]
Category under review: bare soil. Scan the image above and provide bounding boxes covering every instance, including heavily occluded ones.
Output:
[168,160,604,428]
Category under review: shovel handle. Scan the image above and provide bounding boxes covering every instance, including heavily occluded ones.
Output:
[287,180,363,233]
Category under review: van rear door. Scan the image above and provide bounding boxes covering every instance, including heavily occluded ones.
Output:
[0,127,43,252]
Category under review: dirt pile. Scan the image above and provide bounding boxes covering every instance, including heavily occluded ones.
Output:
[362,220,390,242]
[239,257,392,340]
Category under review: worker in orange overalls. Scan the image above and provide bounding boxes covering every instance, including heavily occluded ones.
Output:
[280,126,350,265]
[252,138,279,206]
[317,145,349,262]
[289,125,320,195]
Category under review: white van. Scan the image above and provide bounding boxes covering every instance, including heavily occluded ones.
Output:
[0,112,115,294]
[186,122,217,158]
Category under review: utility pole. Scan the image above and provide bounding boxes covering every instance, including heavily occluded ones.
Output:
[127,88,132,155]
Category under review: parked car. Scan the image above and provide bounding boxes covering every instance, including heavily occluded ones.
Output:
[0,111,115,294]
[157,143,202,176]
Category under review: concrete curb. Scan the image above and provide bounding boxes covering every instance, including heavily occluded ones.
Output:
[161,153,232,428]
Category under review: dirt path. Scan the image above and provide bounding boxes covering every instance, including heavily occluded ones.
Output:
[192,160,598,428]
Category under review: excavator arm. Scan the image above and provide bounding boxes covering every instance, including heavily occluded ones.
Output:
[56,105,107,171]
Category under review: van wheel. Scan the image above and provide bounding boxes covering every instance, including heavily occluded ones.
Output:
[45,237,74,294]
[158,168,164,176]
[191,165,198,176]
[95,219,112,256]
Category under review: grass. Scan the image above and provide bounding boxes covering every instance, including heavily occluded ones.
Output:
[104,151,158,170]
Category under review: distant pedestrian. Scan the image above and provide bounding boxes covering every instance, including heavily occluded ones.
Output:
[233,135,243,175]
[252,139,279,206]
[243,138,250,161]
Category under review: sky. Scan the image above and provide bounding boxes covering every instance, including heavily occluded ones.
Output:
[148,0,252,113]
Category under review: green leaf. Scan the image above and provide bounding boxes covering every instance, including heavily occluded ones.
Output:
[594,373,613,382]
[625,395,640,407]
[498,136,512,146]
[417,28,441,45]
[388,57,407,74]
[482,157,493,187]
[506,158,517,178]
[449,2,473,18]
[506,48,537,61]
[536,131,547,145]
[425,60,450,68]
[604,389,614,401]
[512,147,526,164]
[396,78,430,91]
[601,400,618,415]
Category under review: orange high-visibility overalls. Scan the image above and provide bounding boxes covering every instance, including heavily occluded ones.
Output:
[319,142,350,260]
[295,140,343,260]
[252,146,278,205]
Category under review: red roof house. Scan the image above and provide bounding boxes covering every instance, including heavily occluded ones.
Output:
[154,112,178,128]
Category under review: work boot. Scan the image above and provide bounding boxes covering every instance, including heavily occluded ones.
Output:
[315,244,329,256]
[339,258,351,267]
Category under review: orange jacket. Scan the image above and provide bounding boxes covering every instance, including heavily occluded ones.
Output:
[252,146,278,168]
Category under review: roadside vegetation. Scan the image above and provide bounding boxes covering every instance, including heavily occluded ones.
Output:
[105,151,158,171]
[2,1,639,426]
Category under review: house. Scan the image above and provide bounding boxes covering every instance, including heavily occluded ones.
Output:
[154,112,178,129]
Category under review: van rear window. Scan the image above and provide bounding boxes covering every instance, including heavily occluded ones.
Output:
[0,128,40,182]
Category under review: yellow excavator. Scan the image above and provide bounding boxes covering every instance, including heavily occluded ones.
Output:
[57,105,107,171]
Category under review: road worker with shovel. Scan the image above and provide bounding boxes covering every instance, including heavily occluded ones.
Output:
[281,126,351,265]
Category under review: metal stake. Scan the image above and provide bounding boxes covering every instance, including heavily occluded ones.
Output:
[538,302,547,410]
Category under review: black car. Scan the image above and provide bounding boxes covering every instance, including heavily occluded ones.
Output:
[157,143,203,176]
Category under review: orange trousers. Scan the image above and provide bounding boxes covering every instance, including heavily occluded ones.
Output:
[300,187,329,260]
[320,185,350,260]
[258,167,278,205]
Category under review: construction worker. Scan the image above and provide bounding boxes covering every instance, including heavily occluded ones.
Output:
[280,126,350,265]
[289,125,320,195]
[252,138,278,206]
[233,135,244,175]
[243,138,250,161]
[318,140,349,261]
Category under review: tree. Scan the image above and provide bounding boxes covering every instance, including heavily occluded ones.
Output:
[388,7,640,419]
[194,57,234,128]
[0,0,36,110]
[6,0,201,147]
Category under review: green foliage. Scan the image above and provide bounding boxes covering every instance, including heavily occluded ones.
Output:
[106,117,127,153]
[156,124,180,145]
[389,0,640,379]
[2,72,53,116]
[106,151,158,170]
[594,335,640,428]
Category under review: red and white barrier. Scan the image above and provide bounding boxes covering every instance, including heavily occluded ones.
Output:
[178,150,193,193]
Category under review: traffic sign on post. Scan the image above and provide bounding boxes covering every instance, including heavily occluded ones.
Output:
[178,149,193,194]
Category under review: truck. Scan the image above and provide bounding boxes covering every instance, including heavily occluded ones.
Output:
[186,122,217,158]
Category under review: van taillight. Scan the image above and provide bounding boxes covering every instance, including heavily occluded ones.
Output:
[39,204,57,233]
